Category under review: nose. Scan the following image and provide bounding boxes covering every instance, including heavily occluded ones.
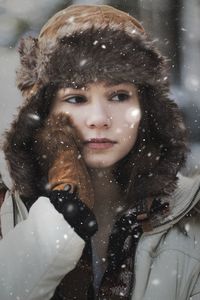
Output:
[85,103,112,129]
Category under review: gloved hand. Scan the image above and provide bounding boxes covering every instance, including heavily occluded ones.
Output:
[35,113,94,210]
[50,189,98,241]
[35,113,97,240]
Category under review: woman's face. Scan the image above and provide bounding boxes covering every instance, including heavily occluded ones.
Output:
[51,81,141,169]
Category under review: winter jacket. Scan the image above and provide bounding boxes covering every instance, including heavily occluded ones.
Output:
[0,149,200,300]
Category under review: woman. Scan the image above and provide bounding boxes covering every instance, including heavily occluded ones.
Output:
[0,4,200,300]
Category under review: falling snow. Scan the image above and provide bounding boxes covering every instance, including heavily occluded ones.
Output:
[79,59,87,67]
[88,220,96,228]
[151,278,161,286]
[27,113,40,121]
[185,223,190,232]
[68,16,75,23]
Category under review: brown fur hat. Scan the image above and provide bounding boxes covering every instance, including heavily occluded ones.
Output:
[16,5,145,95]
[3,5,188,204]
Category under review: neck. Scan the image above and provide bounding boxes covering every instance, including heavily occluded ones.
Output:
[89,167,126,218]
[89,167,126,261]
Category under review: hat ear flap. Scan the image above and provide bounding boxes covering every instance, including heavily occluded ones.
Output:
[116,86,188,203]
[134,88,188,198]
[2,86,53,201]
[16,36,39,93]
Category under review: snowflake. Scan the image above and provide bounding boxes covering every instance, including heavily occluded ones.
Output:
[151,278,160,286]
[185,223,190,232]
[63,234,68,240]
[27,113,40,121]
[68,16,75,23]
[80,59,87,67]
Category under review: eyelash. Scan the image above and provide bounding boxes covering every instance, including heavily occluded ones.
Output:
[64,96,86,104]
[111,93,130,102]
[63,92,130,104]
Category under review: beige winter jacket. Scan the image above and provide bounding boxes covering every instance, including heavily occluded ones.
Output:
[0,150,200,300]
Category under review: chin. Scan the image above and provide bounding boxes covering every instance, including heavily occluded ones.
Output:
[85,158,116,169]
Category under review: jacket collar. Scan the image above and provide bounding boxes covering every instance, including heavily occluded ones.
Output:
[0,150,12,190]
[147,173,200,235]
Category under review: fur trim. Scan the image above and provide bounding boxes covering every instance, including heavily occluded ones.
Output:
[16,37,39,92]
[3,86,55,200]
[16,4,145,94]
[41,28,167,88]
[130,89,188,199]
[122,87,188,203]
[16,28,166,94]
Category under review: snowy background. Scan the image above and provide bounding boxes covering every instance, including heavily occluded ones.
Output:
[0,0,199,173]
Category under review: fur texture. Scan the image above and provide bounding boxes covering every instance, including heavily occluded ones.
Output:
[17,37,39,92]
[16,28,166,94]
[3,87,52,201]
[16,4,145,94]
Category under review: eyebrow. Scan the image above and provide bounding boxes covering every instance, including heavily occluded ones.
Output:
[64,82,133,90]
[63,79,134,87]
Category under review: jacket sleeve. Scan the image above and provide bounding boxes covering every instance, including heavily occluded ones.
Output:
[0,196,85,300]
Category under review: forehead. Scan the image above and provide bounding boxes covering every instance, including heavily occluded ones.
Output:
[57,81,137,96]
[58,78,126,87]
[57,80,137,93]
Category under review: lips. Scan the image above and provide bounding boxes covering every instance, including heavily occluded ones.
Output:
[85,138,117,143]
[84,138,117,150]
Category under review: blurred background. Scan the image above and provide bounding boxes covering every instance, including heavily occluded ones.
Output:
[0,0,200,174]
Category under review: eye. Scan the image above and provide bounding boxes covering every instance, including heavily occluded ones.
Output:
[63,95,86,104]
[111,92,130,102]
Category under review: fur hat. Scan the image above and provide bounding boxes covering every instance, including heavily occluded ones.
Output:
[3,5,188,203]
[16,5,165,97]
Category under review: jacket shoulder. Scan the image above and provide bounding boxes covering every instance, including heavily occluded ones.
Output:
[0,185,8,238]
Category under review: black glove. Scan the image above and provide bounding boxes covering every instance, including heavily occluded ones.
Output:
[49,186,98,241]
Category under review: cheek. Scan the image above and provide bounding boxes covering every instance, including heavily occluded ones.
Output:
[114,106,141,137]
[121,126,140,150]
[117,111,141,150]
